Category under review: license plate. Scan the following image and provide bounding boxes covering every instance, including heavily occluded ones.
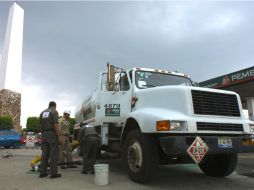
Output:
[218,137,232,148]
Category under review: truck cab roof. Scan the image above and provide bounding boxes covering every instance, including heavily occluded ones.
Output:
[132,67,190,78]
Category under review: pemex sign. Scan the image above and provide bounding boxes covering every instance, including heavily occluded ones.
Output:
[199,66,254,89]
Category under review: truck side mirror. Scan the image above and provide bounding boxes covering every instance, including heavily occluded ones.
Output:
[192,81,199,87]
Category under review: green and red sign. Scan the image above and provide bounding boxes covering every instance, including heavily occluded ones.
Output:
[199,66,254,88]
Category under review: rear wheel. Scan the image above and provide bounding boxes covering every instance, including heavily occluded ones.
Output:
[122,129,158,184]
[199,153,237,177]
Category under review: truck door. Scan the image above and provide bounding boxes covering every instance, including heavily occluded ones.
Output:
[96,71,132,124]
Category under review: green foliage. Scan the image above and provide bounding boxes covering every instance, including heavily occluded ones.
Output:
[69,118,76,135]
[22,128,27,135]
[0,116,13,130]
[26,117,40,133]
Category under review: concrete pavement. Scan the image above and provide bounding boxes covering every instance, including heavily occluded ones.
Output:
[0,148,253,190]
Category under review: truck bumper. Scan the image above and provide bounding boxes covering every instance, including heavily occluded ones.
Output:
[159,135,254,156]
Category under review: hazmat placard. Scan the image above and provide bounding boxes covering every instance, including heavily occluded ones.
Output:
[26,135,35,147]
[187,136,209,164]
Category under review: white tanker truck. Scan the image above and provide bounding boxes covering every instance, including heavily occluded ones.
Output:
[75,64,254,183]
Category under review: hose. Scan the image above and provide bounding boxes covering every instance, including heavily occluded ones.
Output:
[30,140,80,170]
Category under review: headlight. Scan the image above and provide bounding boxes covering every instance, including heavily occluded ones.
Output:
[156,120,188,131]
[170,121,181,131]
[250,124,254,133]
[170,121,188,131]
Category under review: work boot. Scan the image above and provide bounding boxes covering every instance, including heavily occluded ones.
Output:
[67,165,77,168]
[90,166,95,175]
[50,173,62,179]
[81,170,88,174]
[39,173,48,178]
[60,166,67,169]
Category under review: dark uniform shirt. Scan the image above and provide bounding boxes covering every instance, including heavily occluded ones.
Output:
[40,108,59,143]
[78,125,99,142]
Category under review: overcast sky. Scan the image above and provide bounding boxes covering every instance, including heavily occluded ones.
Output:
[0,1,253,127]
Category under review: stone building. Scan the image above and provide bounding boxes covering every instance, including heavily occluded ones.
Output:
[0,89,21,133]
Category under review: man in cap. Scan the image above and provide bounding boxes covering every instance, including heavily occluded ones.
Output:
[79,122,100,174]
[39,101,61,179]
[59,110,77,169]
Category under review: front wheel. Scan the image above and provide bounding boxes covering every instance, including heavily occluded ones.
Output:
[199,153,237,177]
[122,129,158,184]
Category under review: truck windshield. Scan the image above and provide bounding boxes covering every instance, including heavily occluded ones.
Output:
[135,71,193,89]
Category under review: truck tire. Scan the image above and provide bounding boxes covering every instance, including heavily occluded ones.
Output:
[199,153,237,177]
[123,129,158,184]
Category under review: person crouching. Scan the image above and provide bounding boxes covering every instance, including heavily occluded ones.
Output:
[79,122,100,174]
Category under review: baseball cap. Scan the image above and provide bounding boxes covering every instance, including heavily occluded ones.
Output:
[64,110,71,115]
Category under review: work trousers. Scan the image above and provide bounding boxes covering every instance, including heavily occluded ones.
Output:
[40,141,59,175]
[59,135,72,163]
[82,136,100,172]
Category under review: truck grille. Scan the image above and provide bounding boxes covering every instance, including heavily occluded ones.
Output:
[197,122,243,131]
[191,90,240,117]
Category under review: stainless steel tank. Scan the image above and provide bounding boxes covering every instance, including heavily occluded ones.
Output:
[75,89,97,123]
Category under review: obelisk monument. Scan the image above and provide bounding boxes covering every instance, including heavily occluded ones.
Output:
[0,3,24,132]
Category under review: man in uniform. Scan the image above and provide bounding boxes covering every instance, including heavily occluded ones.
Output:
[59,110,76,169]
[79,122,100,174]
[39,101,62,179]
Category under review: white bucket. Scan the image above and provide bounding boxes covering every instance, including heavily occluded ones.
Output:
[94,164,109,185]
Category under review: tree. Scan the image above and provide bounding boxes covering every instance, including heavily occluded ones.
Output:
[26,117,40,133]
[0,116,13,130]
[69,118,76,135]
[22,128,27,135]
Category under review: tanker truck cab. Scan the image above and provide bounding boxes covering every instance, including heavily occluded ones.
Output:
[75,64,254,184]
[96,67,193,125]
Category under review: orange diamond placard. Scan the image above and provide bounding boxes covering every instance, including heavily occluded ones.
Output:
[187,136,209,164]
